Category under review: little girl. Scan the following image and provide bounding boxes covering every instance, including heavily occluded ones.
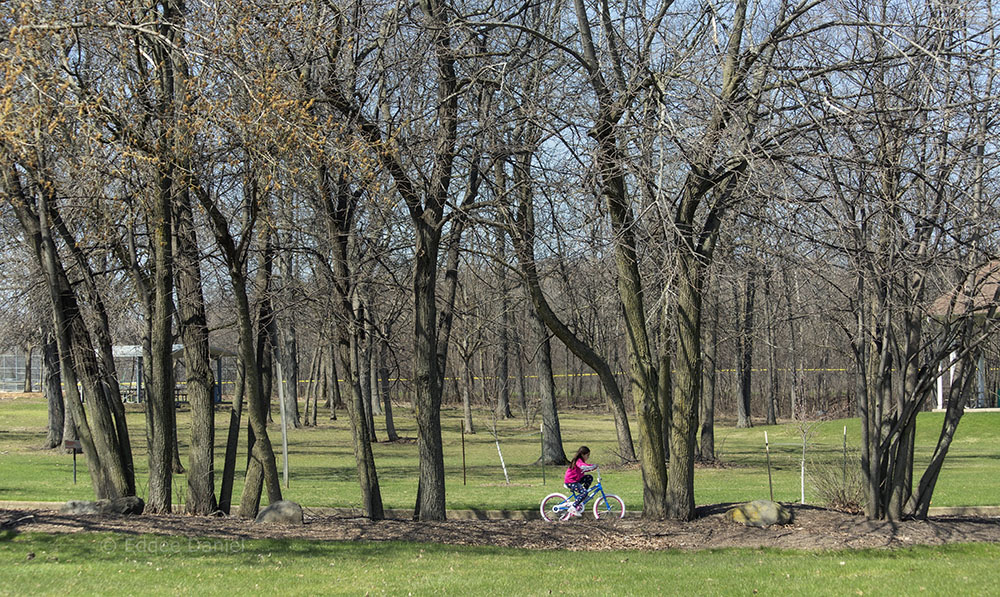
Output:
[564,446,597,518]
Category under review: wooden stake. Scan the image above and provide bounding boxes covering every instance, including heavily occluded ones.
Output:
[765,431,773,501]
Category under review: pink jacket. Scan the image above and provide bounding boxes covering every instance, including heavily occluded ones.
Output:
[564,458,596,484]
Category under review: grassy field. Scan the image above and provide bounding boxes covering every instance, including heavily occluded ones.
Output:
[4,394,1000,595]
[2,531,999,596]
[1,393,999,511]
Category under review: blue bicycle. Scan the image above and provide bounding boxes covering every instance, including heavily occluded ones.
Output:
[539,467,625,521]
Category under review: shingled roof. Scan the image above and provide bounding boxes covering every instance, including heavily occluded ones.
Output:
[929,260,1000,319]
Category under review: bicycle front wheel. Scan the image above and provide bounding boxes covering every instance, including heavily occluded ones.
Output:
[593,494,625,519]
[540,493,569,522]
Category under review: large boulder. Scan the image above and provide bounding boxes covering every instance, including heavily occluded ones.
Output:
[725,500,793,528]
[60,496,145,516]
[105,496,145,515]
[255,500,304,525]
[61,500,100,515]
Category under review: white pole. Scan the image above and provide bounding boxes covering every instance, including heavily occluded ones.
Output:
[764,431,773,501]
[937,361,944,410]
[977,353,986,408]
[800,433,806,504]
[276,359,289,488]
[496,439,510,484]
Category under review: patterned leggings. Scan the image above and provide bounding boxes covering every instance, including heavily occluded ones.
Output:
[567,475,593,508]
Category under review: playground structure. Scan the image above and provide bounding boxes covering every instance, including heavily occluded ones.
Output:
[112,344,237,404]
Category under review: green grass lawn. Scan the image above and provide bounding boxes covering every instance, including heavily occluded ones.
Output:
[1,394,999,511]
[4,395,1000,595]
[1,531,999,596]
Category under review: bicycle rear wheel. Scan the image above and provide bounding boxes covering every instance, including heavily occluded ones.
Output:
[593,494,625,519]
[540,493,569,522]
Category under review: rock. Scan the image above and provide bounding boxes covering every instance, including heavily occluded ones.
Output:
[60,496,145,516]
[255,500,304,525]
[725,500,793,527]
[61,500,101,515]
[105,496,145,515]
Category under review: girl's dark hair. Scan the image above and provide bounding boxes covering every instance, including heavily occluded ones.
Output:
[571,446,590,464]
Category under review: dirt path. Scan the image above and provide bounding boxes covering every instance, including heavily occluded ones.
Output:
[4,504,1000,551]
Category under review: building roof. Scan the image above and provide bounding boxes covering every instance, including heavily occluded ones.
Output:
[929,260,1000,320]
[111,344,236,359]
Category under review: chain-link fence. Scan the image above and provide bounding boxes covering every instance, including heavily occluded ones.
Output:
[0,353,43,393]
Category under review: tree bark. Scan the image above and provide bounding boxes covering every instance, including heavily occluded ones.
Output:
[326,342,340,420]
[314,165,385,518]
[764,276,778,426]
[379,333,399,441]
[144,149,176,514]
[736,269,756,428]
[413,220,446,520]
[7,169,133,500]
[218,357,245,515]
[23,344,33,393]
[173,186,217,514]
[194,177,282,519]
[666,250,703,520]
[337,326,385,519]
[528,298,567,465]
[278,246,302,428]
[42,330,64,449]
[507,155,636,462]
[496,229,513,419]
[699,286,718,461]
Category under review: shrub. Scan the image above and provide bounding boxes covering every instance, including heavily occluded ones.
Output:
[809,450,866,514]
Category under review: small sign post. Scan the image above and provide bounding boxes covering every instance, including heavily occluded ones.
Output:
[64,440,82,484]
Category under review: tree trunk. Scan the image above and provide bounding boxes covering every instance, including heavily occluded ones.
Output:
[303,348,316,426]
[195,177,282,519]
[8,175,131,499]
[23,344,33,393]
[764,276,778,425]
[462,352,475,435]
[366,314,382,419]
[699,286,718,461]
[218,357,245,515]
[316,167,385,519]
[602,155,667,516]
[239,225,282,517]
[528,299,566,465]
[413,221,447,520]
[326,342,340,420]
[782,270,803,420]
[145,160,176,514]
[507,170,636,462]
[173,186,217,514]
[278,247,302,429]
[237,279,283,518]
[171,406,185,475]
[42,330,64,449]
[514,330,529,426]
[736,269,756,428]
[356,300,377,442]
[496,229,513,419]
[379,334,399,441]
[666,250,702,520]
[338,328,385,519]
[908,354,974,517]
[281,329,302,428]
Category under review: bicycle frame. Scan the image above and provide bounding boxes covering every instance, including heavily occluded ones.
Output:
[563,470,613,513]
[569,479,608,509]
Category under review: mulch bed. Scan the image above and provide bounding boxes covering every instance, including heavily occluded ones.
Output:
[4,504,1000,551]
